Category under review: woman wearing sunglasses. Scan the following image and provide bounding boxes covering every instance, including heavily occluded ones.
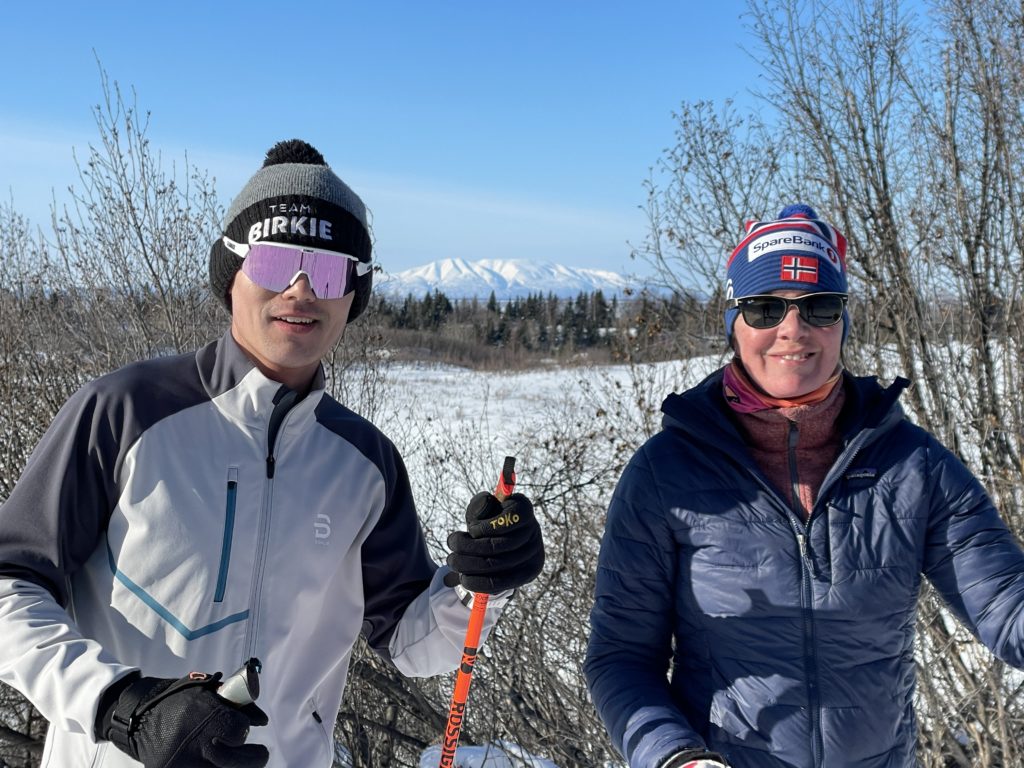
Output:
[585,204,1024,768]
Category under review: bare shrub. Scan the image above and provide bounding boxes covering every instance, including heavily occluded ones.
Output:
[0,68,223,765]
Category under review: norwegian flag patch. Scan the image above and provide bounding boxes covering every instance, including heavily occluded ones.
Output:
[781,255,818,283]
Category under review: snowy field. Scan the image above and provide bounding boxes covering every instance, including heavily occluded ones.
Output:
[350,355,726,506]
[334,355,727,767]
[329,350,1024,767]
[418,742,560,768]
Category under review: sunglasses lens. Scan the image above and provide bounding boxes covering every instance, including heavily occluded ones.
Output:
[739,297,788,329]
[240,244,356,299]
[802,294,845,327]
[300,251,356,299]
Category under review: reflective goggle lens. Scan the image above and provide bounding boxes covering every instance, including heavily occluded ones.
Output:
[224,237,371,299]
[731,293,848,329]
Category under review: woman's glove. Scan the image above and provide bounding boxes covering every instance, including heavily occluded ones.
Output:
[444,491,545,593]
[661,749,731,768]
[99,671,270,768]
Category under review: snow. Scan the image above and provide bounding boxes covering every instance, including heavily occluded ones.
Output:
[418,741,560,767]
[332,354,728,768]
[367,355,723,451]
[329,348,1024,767]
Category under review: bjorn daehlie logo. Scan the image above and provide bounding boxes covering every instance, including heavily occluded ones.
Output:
[248,203,334,243]
[314,514,332,546]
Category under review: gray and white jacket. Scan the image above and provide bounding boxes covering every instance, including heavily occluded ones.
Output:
[0,331,505,767]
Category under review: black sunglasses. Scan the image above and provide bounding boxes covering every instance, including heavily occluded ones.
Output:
[729,292,848,329]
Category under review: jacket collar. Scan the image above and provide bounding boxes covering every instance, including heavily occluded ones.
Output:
[836,371,909,437]
[197,331,327,428]
[660,366,910,447]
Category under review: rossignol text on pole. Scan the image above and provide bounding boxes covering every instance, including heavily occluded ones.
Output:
[438,456,516,768]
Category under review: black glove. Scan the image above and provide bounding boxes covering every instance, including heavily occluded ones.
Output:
[661,749,731,768]
[444,491,545,593]
[98,671,270,768]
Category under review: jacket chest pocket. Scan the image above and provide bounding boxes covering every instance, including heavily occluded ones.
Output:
[827,494,924,609]
[214,467,239,603]
[201,464,264,608]
[672,507,802,617]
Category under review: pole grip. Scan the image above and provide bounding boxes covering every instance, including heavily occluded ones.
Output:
[494,456,516,501]
[217,657,261,706]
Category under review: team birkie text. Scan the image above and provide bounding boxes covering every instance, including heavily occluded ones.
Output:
[249,203,333,243]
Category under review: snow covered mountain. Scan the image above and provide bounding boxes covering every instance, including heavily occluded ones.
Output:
[375,257,644,300]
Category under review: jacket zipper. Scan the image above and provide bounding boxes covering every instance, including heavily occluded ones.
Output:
[787,423,875,768]
[815,429,871,503]
[309,698,331,757]
[674,372,902,767]
[243,388,300,658]
[785,420,823,768]
[214,467,239,603]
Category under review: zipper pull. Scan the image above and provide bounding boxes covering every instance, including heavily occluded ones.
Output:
[266,455,275,479]
[797,533,816,576]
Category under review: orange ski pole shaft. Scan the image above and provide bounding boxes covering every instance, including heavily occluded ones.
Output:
[438,456,516,768]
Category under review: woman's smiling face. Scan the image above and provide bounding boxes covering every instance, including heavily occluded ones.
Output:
[732,290,843,398]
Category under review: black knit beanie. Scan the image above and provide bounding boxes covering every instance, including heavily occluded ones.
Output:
[209,139,373,322]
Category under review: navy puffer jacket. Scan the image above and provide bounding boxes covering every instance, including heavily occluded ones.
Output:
[585,368,1024,768]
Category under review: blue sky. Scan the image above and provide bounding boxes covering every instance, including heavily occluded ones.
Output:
[1,1,760,277]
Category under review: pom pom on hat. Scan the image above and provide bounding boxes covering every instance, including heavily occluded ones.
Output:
[724,204,848,341]
[208,139,373,322]
[264,139,326,166]
[776,202,819,219]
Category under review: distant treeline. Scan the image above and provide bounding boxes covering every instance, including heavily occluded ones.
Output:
[359,286,989,369]
[361,288,727,367]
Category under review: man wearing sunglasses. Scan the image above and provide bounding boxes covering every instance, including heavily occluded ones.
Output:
[0,140,544,767]
[586,204,1024,768]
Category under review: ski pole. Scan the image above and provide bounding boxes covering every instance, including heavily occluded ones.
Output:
[217,657,261,706]
[438,456,517,768]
